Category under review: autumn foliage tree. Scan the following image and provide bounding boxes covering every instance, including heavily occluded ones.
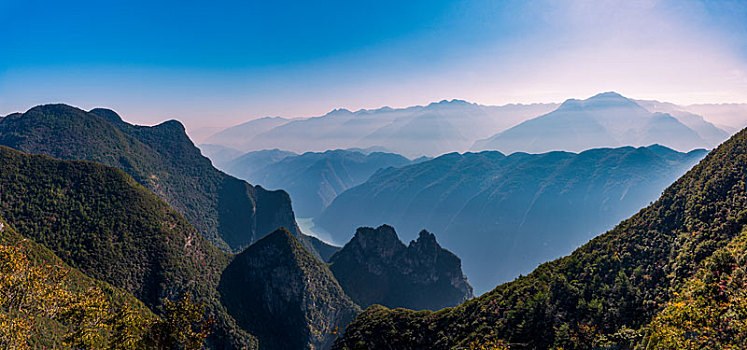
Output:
[0,243,71,348]
[0,241,211,349]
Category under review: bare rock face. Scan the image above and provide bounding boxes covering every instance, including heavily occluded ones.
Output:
[218,228,360,350]
[329,225,472,310]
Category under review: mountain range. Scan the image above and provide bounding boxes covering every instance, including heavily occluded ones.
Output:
[4,100,739,349]
[0,138,471,349]
[472,92,726,153]
[317,145,707,293]
[334,121,747,350]
[203,101,558,158]
[202,92,740,159]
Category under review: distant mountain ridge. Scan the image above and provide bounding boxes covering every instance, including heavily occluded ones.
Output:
[202,92,737,159]
[204,116,292,151]
[203,101,558,157]
[635,99,731,146]
[329,225,473,310]
[317,145,708,293]
[472,92,726,153]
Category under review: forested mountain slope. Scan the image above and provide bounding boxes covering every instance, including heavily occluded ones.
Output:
[0,104,302,253]
[0,216,158,348]
[335,127,747,349]
[219,228,360,350]
[0,146,254,347]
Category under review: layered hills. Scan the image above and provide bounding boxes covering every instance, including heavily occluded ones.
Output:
[0,104,311,254]
[222,149,416,218]
[328,225,472,310]
[318,145,707,293]
[203,116,293,151]
[334,127,747,349]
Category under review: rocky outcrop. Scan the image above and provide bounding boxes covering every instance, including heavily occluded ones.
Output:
[329,225,472,310]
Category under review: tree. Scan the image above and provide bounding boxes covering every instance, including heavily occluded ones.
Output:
[0,243,71,349]
[148,293,212,350]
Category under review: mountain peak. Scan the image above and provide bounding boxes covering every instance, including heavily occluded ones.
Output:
[154,119,186,131]
[414,229,437,245]
[248,227,308,257]
[89,108,124,124]
[326,107,353,116]
[350,225,405,258]
[426,99,473,109]
[591,91,625,99]
[557,91,640,111]
[219,227,359,350]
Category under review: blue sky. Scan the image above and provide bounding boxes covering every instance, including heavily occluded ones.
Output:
[1,0,746,128]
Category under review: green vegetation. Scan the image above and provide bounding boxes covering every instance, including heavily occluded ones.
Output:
[0,104,300,252]
[0,146,255,348]
[334,128,747,349]
[645,230,747,349]
[0,217,210,349]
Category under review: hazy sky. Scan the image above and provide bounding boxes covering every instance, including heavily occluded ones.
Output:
[1,0,746,129]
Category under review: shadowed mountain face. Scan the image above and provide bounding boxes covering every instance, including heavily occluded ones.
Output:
[222,149,416,217]
[334,127,747,350]
[317,145,707,293]
[329,225,473,310]
[219,228,360,350]
[472,92,725,153]
[204,101,558,158]
[0,104,305,254]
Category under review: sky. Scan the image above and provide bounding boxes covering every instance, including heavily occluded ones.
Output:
[1,0,746,129]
